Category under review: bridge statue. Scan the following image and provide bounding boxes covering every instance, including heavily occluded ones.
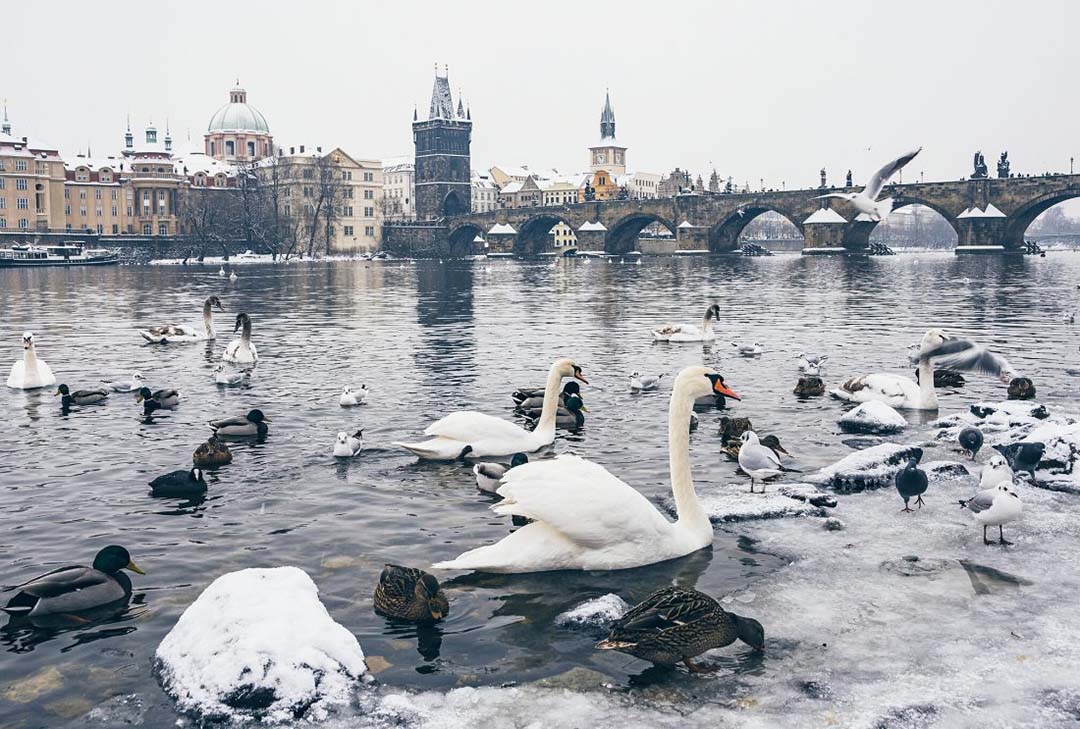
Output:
[997,151,1010,179]
[971,150,989,179]
[846,170,853,187]
[583,182,596,202]
[820,168,827,188]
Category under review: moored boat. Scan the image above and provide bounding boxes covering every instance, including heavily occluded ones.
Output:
[0,242,119,267]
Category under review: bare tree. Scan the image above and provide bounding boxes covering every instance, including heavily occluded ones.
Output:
[181,186,238,258]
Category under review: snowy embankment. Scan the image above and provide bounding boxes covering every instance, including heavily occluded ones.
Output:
[155,566,368,724]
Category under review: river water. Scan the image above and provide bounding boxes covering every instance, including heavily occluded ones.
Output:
[1,253,1078,727]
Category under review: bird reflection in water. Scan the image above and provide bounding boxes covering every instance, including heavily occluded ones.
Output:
[1,595,146,654]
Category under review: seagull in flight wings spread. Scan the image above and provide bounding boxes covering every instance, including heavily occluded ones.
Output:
[817,147,922,222]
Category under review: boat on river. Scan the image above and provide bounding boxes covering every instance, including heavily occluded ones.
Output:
[0,243,119,267]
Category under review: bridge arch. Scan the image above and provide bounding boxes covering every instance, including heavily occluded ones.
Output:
[605,213,677,255]
[515,213,578,256]
[447,223,483,257]
[842,196,960,250]
[708,205,804,253]
[1002,189,1080,249]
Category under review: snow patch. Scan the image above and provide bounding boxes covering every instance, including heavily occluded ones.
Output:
[838,401,908,434]
[155,566,367,723]
[687,485,826,521]
[555,594,629,630]
[809,442,923,492]
[803,208,847,225]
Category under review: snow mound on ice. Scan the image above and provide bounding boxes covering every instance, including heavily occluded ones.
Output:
[809,442,923,492]
[838,401,908,434]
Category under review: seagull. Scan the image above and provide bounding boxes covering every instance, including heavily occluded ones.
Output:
[333,430,364,458]
[229,271,238,283]
[894,459,928,512]
[731,341,763,357]
[214,364,250,386]
[959,482,1022,546]
[980,454,1014,489]
[735,208,746,218]
[473,452,529,494]
[992,442,1044,481]
[816,147,922,222]
[218,267,226,277]
[919,336,1015,384]
[629,372,663,391]
[737,431,782,493]
[958,426,984,460]
[796,353,828,375]
[340,385,368,407]
[102,371,145,393]
[1065,312,1075,324]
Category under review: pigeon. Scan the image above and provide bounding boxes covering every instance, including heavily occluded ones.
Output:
[737,431,782,493]
[958,426,984,460]
[629,372,664,391]
[894,459,928,512]
[992,442,1044,481]
[959,482,1023,546]
[473,452,529,494]
[980,454,1014,489]
[333,430,364,458]
[816,147,922,222]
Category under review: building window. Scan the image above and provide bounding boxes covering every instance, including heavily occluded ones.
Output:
[247,141,256,157]
[16,178,28,190]
[126,206,133,216]
[364,225,374,236]
[15,160,27,171]
[18,218,28,229]
[80,207,86,216]
[210,142,216,156]
[96,208,103,217]
[112,224,118,234]
[0,198,5,209]
[363,189,373,199]
[95,189,102,199]
[0,160,5,170]
[17,198,29,209]
[303,169,314,180]
[364,207,374,217]
[225,141,235,156]
[101,173,112,183]
[363,172,373,182]
[0,178,5,189]
[343,187,353,198]
[0,217,4,228]
[80,190,87,199]
[112,206,117,216]
[97,224,103,234]
[303,186,312,197]
[344,225,354,236]
[143,223,152,234]
[159,223,168,235]
[111,189,117,199]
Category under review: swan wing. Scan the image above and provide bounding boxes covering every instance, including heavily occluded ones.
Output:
[424,411,526,442]
[652,324,682,337]
[493,455,672,549]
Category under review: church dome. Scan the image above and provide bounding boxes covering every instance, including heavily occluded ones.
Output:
[207,86,270,134]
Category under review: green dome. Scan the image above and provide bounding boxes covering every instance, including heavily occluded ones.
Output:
[207,87,270,134]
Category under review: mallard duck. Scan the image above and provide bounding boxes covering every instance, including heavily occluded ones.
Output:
[150,468,207,498]
[3,545,144,617]
[55,384,109,406]
[373,564,448,623]
[515,381,579,410]
[1007,377,1036,400]
[332,430,364,457]
[209,409,270,437]
[340,385,368,407]
[193,435,232,468]
[596,586,764,671]
[102,372,144,393]
[718,416,754,444]
[136,386,180,415]
[913,367,966,388]
[521,394,588,429]
[794,376,826,397]
[7,331,56,390]
[473,452,529,493]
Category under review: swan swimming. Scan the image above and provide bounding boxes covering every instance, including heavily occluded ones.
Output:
[394,358,587,460]
[138,296,224,343]
[432,366,740,573]
[7,332,56,390]
[651,304,721,342]
[831,328,1012,411]
[222,313,258,365]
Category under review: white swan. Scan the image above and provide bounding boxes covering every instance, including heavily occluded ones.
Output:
[138,296,224,343]
[651,304,721,342]
[394,358,587,460]
[7,332,56,390]
[831,328,1013,411]
[432,366,741,573]
[222,313,258,365]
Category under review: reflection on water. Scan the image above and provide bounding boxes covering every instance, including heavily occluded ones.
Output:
[1,253,1079,724]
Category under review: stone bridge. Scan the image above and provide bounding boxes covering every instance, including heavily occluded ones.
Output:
[425,174,1080,256]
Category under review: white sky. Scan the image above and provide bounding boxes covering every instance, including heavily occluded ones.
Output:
[5,0,1079,191]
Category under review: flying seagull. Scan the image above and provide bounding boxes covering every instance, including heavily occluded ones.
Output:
[816,147,922,222]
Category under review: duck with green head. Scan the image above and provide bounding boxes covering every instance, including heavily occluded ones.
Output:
[3,545,144,617]
[55,384,109,406]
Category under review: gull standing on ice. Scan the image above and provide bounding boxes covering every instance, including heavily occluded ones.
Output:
[959,482,1022,546]
[737,431,782,493]
[979,454,1014,489]
[816,147,922,222]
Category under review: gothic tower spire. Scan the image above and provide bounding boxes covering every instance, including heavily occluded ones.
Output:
[1,100,10,135]
[600,89,615,140]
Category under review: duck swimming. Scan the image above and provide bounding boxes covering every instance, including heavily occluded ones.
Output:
[596,586,764,672]
[3,545,144,617]
[522,394,587,429]
[222,313,258,365]
[474,453,529,494]
[135,386,181,415]
[193,435,232,468]
[209,409,270,437]
[7,332,56,390]
[515,381,579,410]
[150,468,207,498]
[138,295,224,343]
[55,384,109,406]
[794,375,826,397]
[373,564,449,623]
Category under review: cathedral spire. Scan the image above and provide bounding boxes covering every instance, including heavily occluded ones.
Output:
[428,66,454,120]
[600,89,615,139]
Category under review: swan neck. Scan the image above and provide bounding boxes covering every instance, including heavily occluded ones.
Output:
[203,302,214,336]
[533,363,563,438]
[668,380,707,529]
[917,357,937,408]
[24,345,38,372]
[241,319,251,342]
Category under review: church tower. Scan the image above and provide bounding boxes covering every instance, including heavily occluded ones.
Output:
[588,90,627,176]
[413,67,472,220]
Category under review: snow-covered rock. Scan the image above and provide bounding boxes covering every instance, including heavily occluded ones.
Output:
[155,567,367,724]
[1020,421,1080,474]
[922,460,970,480]
[970,400,1050,421]
[778,482,838,508]
[838,402,907,434]
[686,486,826,521]
[555,594,629,630]
[808,443,923,493]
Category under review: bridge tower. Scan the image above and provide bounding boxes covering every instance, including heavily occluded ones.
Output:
[413,67,472,220]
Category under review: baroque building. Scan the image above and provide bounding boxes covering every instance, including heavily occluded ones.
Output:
[204,83,273,163]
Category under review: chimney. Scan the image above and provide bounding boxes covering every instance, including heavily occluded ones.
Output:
[316,146,321,153]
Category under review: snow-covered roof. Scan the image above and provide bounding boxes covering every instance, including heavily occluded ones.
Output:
[578,221,607,232]
[804,208,848,225]
[66,156,125,172]
[957,207,981,218]
[854,212,876,222]
[382,158,414,173]
[498,181,524,195]
[589,137,627,149]
[982,203,1007,218]
[488,223,517,235]
[473,235,485,243]
[677,220,695,229]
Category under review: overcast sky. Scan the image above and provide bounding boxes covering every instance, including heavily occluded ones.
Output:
[5,0,1079,190]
